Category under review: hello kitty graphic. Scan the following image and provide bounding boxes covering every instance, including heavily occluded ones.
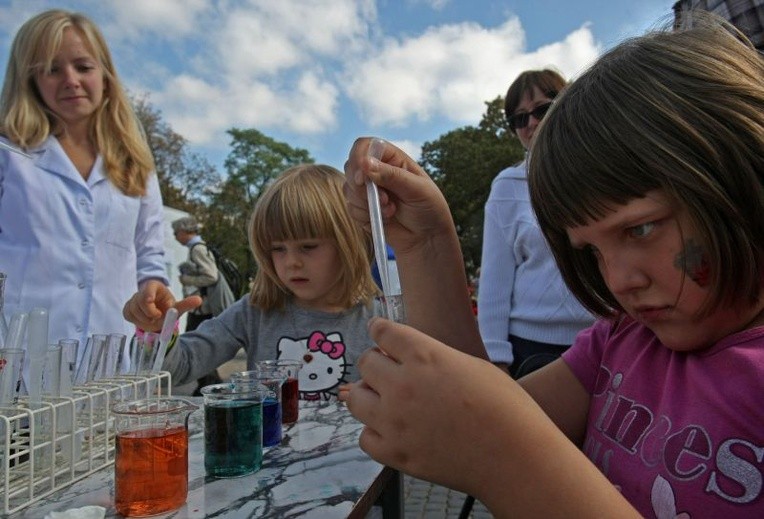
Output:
[278,331,350,401]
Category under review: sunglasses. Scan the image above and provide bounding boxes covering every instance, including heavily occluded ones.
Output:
[507,102,553,131]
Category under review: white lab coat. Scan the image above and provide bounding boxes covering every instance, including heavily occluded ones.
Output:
[0,135,168,361]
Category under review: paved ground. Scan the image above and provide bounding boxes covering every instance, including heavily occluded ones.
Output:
[403,476,492,518]
[174,349,493,518]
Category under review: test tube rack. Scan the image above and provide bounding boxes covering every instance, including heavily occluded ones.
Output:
[0,372,171,515]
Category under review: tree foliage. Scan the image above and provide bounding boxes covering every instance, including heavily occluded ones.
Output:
[134,91,526,292]
[419,96,524,279]
[132,94,220,213]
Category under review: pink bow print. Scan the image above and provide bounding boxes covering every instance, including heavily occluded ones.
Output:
[307,332,345,359]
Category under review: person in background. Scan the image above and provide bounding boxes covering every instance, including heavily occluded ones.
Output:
[478,68,593,377]
[340,16,763,517]
[125,164,383,401]
[673,0,763,51]
[0,10,171,357]
[171,216,227,394]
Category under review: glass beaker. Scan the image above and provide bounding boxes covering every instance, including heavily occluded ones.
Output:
[231,370,286,447]
[111,398,198,517]
[200,383,266,478]
[256,360,303,424]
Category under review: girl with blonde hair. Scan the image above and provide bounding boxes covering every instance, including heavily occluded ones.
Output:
[128,164,383,401]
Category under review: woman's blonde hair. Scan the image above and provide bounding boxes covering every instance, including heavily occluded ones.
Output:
[0,9,154,196]
[249,164,379,311]
[529,15,764,318]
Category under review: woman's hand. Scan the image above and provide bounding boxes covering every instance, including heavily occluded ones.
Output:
[343,137,455,256]
[123,280,201,331]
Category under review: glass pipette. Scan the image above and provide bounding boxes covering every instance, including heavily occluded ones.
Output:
[366,138,405,323]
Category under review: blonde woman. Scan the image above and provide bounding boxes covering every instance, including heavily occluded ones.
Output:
[0,9,168,352]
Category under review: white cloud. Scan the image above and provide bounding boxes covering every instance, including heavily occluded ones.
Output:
[216,0,374,79]
[289,72,340,133]
[344,16,600,128]
[146,0,368,145]
[1,1,601,161]
[216,10,305,77]
[154,70,339,144]
[406,0,450,10]
[390,139,423,162]
[106,0,211,39]
[530,25,601,79]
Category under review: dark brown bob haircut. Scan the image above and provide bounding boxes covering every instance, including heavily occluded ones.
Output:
[528,17,764,319]
[504,68,566,122]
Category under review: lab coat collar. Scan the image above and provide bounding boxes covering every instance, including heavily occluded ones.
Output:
[31,136,105,187]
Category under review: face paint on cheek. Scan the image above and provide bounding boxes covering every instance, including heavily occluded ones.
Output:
[674,239,710,287]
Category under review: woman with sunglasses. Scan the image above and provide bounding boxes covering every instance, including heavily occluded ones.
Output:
[477,68,594,377]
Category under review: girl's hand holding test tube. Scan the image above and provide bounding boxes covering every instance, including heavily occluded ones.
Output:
[123,280,201,333]
[344,138,455,256]
[365,139,405,323]
[343,137,486,358]
[151,308,179,374]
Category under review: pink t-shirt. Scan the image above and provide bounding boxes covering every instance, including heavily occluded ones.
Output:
[563,317,763,518]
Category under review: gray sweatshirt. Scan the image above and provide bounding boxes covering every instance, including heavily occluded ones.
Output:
[164,296,382,400]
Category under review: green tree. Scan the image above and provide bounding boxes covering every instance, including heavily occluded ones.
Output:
[204,128,314,282]
[420,96,524,279]
[132,94,221,213]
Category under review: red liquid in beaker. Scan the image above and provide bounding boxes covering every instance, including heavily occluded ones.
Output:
[281,377,299,423]
[115,427,189,517]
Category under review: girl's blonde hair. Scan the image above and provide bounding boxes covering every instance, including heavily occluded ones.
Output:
[529,16,764,318]
[248,164,379,311]
[0,9,155,196]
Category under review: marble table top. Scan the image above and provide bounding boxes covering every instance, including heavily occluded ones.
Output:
[16,400,385,518]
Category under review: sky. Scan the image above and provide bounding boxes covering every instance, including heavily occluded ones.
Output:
[0,0,677,173]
